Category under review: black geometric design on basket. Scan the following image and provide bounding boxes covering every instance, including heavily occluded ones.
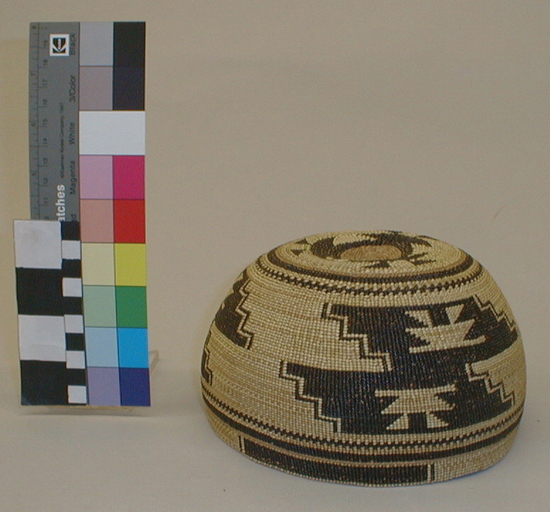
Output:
[239,437,434,485]
[282,297,518,435]
[214,271,254,349]
[308,231,436,268]
[203,384,523,454]
[280,361,342,432]
[322,303,393,370]
[201,333,214,385]
[263,245,478,289]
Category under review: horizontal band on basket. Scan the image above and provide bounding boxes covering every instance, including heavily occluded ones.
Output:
[203,385,523,462]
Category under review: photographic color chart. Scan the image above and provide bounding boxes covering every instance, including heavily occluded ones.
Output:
[16,22,150,406]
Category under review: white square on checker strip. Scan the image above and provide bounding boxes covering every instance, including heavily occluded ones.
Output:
[62,240,81,260]
[62,278,83,297]
[66,351,86,369]
[64,315,84,334]
[68,386,87,404]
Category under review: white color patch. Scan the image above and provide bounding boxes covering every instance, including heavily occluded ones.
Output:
[79,111,146,155]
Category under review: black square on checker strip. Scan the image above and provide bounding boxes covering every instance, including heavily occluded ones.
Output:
[63,297,83,315]
[61,220,80,241]
[66,333,85,351]
[66,368,87,387]
[62,259,82,278]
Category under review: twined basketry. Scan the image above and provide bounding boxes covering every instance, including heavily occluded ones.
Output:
[201,231,526,486]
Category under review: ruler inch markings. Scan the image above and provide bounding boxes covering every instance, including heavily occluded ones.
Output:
[29,22,80,221]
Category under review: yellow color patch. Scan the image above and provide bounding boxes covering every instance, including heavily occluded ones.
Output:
[114,244,147,286]
[81,243,115,285]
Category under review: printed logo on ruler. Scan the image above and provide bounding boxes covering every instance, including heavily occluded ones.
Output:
[49,34,70,56]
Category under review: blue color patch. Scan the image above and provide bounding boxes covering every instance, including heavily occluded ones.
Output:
[119,367,150,406]
[117,327,148,368]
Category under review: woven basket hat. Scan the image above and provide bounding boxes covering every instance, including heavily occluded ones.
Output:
[201,231,526,486]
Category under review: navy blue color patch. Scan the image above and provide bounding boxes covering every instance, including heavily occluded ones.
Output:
[119,368,150,406]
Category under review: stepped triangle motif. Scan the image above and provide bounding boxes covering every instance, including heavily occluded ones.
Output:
[214,271,254,349]
[282,298,518,434]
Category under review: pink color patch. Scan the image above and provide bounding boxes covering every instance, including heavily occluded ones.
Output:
[80,200,114,243]
[80,156,113,199]
[113,156,145,199]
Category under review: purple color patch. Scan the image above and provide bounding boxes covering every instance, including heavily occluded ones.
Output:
[87,367,121,406]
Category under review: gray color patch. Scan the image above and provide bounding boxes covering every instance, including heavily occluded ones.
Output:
[80,22,113,66]
[79,66,113,111]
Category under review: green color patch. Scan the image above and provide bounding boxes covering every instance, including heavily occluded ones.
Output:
[115,286,147,328]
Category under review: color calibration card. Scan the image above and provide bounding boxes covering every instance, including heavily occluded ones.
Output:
[15,22,150,406]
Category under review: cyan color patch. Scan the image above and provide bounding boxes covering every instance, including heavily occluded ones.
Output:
[117,328,149,368]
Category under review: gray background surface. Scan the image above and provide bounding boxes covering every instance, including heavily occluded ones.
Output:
[1,2,549,510]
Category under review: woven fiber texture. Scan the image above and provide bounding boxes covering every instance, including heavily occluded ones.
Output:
[201,231,526,486]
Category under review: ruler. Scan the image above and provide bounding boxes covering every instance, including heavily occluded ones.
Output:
[29,22,80,221]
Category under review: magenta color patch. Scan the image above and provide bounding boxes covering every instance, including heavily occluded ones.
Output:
[80,156,113,199]
[113,156,145,199]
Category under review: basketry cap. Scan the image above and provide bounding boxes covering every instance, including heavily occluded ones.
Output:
[201,231,526,486]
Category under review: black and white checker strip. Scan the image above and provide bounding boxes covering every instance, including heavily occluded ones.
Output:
[15,220,87,405]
